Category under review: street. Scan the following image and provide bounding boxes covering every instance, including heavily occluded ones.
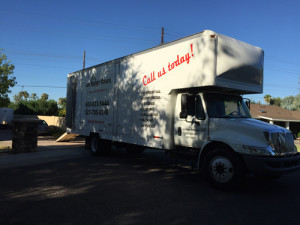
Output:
[0,140,300,225]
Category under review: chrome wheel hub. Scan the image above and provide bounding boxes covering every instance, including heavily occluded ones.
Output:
[210,156,234,183]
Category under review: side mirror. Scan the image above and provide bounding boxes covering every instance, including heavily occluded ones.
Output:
[244,98,251,110]
[186,115,193,123]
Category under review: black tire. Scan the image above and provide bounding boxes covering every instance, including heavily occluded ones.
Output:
[85,136,91,150]
[204,148,245,189]
[90,135,111,156]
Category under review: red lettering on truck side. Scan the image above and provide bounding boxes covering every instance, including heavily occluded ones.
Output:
[143,71,156,86]
[142,43,194,85]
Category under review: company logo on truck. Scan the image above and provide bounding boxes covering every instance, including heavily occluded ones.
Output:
[86,75,112,87]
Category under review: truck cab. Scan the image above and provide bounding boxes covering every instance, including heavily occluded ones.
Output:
[174,92,300,188]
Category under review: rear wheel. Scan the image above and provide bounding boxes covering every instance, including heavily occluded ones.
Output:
[90,135,111,156]
[204,148,245,189]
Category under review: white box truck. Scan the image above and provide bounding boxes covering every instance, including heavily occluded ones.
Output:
[66,30,300,188]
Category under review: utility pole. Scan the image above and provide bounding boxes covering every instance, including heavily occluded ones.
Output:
[83,50,86,70]
[161,27,164,45]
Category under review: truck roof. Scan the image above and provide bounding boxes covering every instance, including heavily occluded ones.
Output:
[69,30,264,94]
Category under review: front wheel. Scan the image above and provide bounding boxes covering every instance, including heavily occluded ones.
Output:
[204,148,245,189]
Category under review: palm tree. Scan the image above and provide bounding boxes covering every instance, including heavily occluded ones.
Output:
[264,94,271,105]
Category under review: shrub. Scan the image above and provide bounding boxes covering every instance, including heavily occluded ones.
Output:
[48,126,65,138]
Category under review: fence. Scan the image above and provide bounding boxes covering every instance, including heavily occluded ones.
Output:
[14,115,66,129]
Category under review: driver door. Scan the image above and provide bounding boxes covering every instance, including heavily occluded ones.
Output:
[174,93,207,148]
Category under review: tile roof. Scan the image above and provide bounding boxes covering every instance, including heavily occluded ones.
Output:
[250,104,300,121]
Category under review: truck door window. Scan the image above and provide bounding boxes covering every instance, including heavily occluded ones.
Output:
[180,94,205,120]
[180,94,195,118]
[186,95,195,116]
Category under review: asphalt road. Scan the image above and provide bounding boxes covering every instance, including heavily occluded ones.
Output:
[1,145,300,225]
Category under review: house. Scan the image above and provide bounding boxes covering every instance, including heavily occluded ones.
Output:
[250,103,300,136]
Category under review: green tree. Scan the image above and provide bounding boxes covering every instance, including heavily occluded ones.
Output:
[21,91,29,100]
[41,93,49,101]
[58,97,66,108]
[14,102,36,115]
[293,94,300,111]
[0,96,10,107]
[30,93,38,101]
[57,97,66,117]
[45,100,58,115]
[13,91,30,103]
[0,49,16,107]
[270,97,282,106]
[10,92,59,116]
[264,94,271,105]
[281,96,295,111]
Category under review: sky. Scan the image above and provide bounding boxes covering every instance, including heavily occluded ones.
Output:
[1,0,300,103]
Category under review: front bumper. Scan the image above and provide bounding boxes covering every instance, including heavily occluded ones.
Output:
[242,153,300,176]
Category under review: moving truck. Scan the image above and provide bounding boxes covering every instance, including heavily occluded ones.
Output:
[66,30,300,188]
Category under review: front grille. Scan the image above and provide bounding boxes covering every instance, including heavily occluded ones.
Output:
[270,132,295,154]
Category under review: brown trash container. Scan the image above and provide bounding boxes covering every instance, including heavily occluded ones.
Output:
[12,119,40,153]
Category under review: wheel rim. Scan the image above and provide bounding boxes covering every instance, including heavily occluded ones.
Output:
[209,156,234,183]
[90,137,98,153]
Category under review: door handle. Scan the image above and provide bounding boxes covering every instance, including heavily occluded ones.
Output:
[178,127,182,136]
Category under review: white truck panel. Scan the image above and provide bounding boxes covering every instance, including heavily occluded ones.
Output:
[215,34,264,93]
[67,30,264,149]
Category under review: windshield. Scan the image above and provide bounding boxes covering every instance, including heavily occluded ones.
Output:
[204,93,252,118]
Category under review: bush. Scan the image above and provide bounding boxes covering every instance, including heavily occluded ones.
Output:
[9,99,59,116]
[48,126,65,138]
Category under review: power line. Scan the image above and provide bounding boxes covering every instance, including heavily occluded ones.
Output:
[6,51,101,62]
[1,9,162,46]
[3,24,159,45]
[164,29,186,38]
[0,9,160,34]
[12,62,77,70]
[6,51,82,60]
[16,85,66,89]
[267,65,300,75]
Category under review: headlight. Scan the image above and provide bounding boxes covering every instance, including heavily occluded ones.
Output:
[264,131,275,150]
[242,145,274,156]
